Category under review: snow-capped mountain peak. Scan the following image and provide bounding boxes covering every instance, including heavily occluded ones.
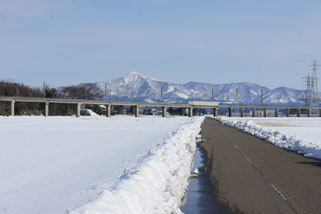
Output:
[66,72,306,105]
[123,71,147,83]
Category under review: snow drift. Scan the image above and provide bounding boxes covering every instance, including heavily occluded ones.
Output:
[71,117,205,214]
[218,117,321,160]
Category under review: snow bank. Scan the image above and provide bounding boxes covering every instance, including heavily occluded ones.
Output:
[85,109,100,117]
[0,116,203,214]
[218,117,321,160]
[71,117,205,214]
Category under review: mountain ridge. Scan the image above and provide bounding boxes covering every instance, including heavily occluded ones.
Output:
[61,72,306,105]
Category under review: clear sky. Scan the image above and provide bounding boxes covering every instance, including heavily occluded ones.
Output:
[1,0,321,89]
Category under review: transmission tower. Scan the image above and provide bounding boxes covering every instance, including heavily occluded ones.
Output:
[299,59,321,107]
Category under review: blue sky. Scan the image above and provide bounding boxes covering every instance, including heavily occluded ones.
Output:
[1,0,321,89]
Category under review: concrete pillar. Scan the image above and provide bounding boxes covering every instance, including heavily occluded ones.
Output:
[76,103,81,117]
[162,106,167,118]
[263,108,267,117]
[135,105,139,117]
[252,108,255,117]
[275,108,278,117]
[213,108,218,117]
[189,107,193,117]
[11,100,15,116]
[45,102,49,117]
[297,108,301,117]
[286,109,290,117]
[240,107,244,117]
[106,104,111,117]
[307,108,311,117]
[121,106,125,115]
[228,107,233,117]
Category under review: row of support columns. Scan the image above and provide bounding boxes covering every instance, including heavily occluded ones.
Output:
[9,100,83,117]
[6,100,321,118]
[216,107,321,118]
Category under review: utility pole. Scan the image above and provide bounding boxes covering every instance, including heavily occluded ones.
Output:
[105,82,107,101]
[260,88,264,106]
[160,87,164,103]
[235,87,239,104]
[42,81,47,97]
[211,88,214,102]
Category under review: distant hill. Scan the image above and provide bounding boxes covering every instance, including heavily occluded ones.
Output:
[59,72,305,105]
[0,80,43,97]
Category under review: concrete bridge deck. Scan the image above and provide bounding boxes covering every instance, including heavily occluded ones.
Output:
[1,96,320,118]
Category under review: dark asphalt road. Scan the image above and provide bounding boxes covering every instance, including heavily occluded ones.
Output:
[200,118,321,214]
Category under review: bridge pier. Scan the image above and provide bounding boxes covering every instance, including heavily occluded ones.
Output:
[252,108,255,117]
[76,103,81,117]
[189,107,193,117]
[228,107,233,117]
[213,108,218,117]
[11,100,15,116]
[6,97,321,119]
[240,107,244,117]
[135,105,139,117]
[45,102,49,117]
[106,104,111,117]
[307,108,311,117]
[162,106,167,118]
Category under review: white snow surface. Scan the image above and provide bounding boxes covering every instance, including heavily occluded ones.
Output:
[218,117,321,160]
[0,115,204,214]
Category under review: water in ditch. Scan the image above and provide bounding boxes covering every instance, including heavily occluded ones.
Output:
[181,139,227,214]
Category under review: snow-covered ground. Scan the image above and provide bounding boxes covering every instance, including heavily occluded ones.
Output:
[0,115,204,214]
[218,117,321,160]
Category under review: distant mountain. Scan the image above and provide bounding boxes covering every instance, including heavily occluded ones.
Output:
[61,72,306,105]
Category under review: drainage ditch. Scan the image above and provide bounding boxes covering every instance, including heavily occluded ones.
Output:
[181,138,229,214]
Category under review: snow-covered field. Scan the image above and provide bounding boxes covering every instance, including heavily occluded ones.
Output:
[218,117,321,160]
[0,115,204,214]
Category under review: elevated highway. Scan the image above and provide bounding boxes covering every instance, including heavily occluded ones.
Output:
[0,96,320,118]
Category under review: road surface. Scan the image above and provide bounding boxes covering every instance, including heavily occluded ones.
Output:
[200,118,321,214]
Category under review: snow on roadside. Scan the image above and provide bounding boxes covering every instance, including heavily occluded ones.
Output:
[218,117,321,160]
[71,116,205,214]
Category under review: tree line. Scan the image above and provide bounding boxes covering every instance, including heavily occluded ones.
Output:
[0,80,101,115]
